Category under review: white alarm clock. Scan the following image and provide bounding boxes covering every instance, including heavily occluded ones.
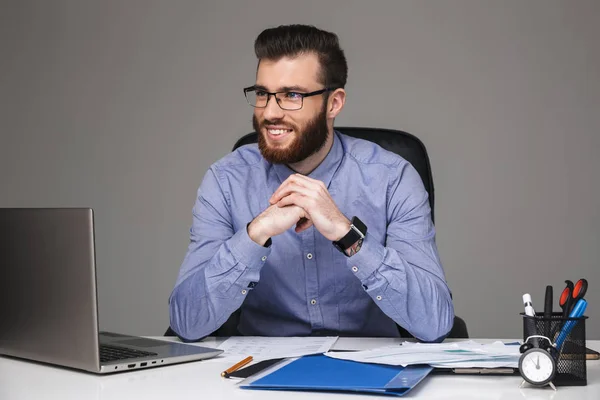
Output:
[518,347,557,390]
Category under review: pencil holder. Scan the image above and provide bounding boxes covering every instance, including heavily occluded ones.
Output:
[521,312,587,386]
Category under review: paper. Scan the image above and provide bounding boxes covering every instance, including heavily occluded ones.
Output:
[325,340,520,368]
[330,337,402,351]
[216,336,338,362]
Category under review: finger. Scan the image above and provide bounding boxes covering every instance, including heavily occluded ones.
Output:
[270,177,301,204]
[271,175,323,203]
[270,180,298,204]
[277,193,319,214]
[271,183,314,204]
[287,175,329,203]
[291,174,327,191]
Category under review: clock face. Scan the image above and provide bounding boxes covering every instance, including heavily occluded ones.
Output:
[519,348,556,385]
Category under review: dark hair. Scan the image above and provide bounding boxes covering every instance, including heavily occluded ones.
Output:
[254,24,348,89]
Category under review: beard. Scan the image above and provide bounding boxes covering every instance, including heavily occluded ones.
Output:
[253,103,329,165]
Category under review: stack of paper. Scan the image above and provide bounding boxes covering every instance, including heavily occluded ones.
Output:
[324,340,520,368]
[216,336,338,362]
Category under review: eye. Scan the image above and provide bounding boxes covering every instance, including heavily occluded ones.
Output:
[255,90,268,97]
[285,92,303,99]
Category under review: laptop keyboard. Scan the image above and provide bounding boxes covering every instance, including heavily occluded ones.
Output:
[99,344,158,363]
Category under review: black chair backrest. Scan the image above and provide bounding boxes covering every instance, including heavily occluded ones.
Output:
[233,127,435,223]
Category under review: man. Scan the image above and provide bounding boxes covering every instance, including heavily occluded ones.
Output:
[169,25,454,342]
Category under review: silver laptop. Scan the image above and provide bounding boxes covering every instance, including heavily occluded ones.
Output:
[0,208,223,373]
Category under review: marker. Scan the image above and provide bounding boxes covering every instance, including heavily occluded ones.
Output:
[523,294,539,346]
[523,294,536,317]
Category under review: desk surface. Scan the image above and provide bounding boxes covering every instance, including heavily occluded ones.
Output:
[1,338,599,400]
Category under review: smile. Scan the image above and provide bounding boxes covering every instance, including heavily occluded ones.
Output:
[267,128,293,135]
[266,127,294,141]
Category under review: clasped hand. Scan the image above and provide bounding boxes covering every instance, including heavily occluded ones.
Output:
[248,174,350,245]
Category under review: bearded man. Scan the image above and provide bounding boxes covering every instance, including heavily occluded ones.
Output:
[169,24,454,342]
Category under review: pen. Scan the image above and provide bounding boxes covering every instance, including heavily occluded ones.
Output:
[543,285,553,338]
[543,286,552,318]
[221,356,253,378]
[555,298,587,349]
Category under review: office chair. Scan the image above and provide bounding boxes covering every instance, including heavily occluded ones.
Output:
[165,127,468,339]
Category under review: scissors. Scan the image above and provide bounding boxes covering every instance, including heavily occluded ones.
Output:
[559,278,588,318]
[571,279,588,312]
[559,280,574,320]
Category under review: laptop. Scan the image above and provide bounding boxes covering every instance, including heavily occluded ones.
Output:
[0,208,223,373]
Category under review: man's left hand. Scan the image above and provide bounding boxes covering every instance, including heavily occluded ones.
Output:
[269,174,351,241]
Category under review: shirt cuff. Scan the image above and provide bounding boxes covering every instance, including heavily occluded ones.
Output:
[345,234,387,281]
[229,225,272,271]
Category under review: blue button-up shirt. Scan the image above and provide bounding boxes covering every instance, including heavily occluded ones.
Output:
[169,131,454,342]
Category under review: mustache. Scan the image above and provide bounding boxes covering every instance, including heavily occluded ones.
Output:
[260,119,296,129]
[255,117,297,131]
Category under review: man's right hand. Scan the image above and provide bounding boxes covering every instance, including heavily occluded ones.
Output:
[247,204,311,246]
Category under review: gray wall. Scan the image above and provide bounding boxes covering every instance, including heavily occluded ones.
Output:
[1,0,599,339]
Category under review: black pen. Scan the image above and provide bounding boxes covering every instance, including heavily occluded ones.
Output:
[543,285,553,338]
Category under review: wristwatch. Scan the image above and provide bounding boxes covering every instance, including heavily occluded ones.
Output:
[332,216,367,256]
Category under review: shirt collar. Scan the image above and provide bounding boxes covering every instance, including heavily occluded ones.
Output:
[272,130,344,188]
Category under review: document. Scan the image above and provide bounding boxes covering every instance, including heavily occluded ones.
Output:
[325,340,520,368]
[216,336,338,362]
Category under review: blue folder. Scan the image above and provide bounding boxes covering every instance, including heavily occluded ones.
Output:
[240,354,433,397]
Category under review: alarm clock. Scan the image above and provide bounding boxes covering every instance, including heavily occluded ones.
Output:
[518,347,557,390]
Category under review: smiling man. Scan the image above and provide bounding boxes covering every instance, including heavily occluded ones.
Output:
[169,25,454,342]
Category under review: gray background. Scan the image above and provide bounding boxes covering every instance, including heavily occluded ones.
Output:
[1,0,599,339]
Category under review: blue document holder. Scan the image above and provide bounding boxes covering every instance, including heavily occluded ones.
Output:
[240,354,433,396]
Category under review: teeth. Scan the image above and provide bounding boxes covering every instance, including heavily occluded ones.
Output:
[268,129,290,135]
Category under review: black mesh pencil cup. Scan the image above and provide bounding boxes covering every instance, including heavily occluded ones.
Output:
[522,312,587,386]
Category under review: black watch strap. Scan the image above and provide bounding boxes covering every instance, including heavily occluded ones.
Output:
[333,216,367,253]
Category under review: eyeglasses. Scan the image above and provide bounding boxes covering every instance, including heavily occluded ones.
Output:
[243,86,334,110]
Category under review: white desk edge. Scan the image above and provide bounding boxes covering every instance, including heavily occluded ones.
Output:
[1,337,598,400]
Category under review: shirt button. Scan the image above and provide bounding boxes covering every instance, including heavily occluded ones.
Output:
[261,256,267,261]
[241,290,247,295]
[306,253,313,260]
[351,266,358,272]
[376,295,382,301]
[310,299,317,305]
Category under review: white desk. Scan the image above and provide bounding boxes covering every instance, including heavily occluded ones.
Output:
[1,338,599,400]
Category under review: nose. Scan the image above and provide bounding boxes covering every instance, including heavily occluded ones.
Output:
[262,94,285,121]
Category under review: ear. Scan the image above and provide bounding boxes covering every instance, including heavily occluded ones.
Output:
[327,88,346,119]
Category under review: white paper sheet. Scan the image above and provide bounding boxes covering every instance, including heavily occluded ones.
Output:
[330,337,403,351]
[215,336,338,362]
[324,340,520,368]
